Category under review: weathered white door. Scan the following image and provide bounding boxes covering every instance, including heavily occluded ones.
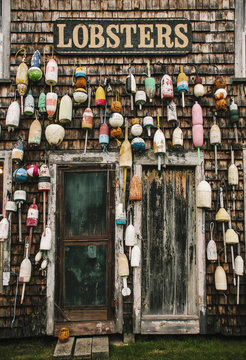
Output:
[140,166,202,334]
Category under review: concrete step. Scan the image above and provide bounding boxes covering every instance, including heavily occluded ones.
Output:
[53,336,75,358]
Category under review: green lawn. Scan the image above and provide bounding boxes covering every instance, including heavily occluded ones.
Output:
[0,335,246,360]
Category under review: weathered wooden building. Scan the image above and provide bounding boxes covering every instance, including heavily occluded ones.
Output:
[0,0,245,339]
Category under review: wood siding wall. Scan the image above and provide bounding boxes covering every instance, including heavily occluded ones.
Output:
[0,0,245,337]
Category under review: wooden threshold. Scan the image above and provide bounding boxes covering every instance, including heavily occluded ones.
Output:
[54,320,116,337]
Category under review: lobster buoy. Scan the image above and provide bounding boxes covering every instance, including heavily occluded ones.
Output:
[45,58,58,86]
[46,92,58,119]
[75,76,87,89]
[129,175,142,201]
[26,198,39,227]
[28,50,42,82]
[6,101,20,132]
[111,96,122,113]
[235,255,244,276]
[194,76,205,98]
[131,137,145,152]
[45,124,65,146]
[143,116,154,136]
[12,138,24,163]
[177,65,188,108]
[75,66,86,78]
[115,203,126,225]
[75,77,87,89]
[13,168,28,183]
[110,127,122,146]
[167,100,178,124]
[131,245,141,267]
[216,99,227,112]
[95,86,106,106]
[38,91,46,114]
[215,88,227,100]
[131,123,143,137]
[135,90,146,110]
[192,101,203,166]
[215,265,227,290]
[16,49,28,115]
[59,94,73,124]
[196,180,212,208]
[73,88,88,104]
[118,253,129,277]
[40,227,52,250]
[161,74,173,100]
[27,164,39,177]
[172,126,183,148]
[24,89,35,116]
[125,223,136,247]
[99,123,109,152]
[38,164,51,191]
[154,115,166,171]
[109,113,124,128]
[28,118,42,147]
[207,222,217,262]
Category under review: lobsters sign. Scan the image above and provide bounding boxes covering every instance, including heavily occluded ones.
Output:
[54,19,192,55]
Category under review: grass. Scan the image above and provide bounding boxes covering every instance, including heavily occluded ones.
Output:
[0,335,246,360]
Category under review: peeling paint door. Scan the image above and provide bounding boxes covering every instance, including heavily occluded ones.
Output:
[141,166,199,334]
[56,167,115,329]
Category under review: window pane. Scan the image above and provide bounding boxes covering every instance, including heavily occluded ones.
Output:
[64,172,107,237]
[64,245,107,306]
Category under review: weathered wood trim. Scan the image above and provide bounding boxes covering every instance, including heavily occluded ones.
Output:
[134,150,199,167]
[54,320,115,337]
[133,164,142,334]
[142,315,199,320]
[2,0,10,79]
[114,165,124,333]
[0,151,13,286]
[133,151,206,334]
[47,151,122,335]
[243,149,246,273]
[46,163,57,335]
[195,164,207,334]
[141,319,200,335]
[235,1,244,78]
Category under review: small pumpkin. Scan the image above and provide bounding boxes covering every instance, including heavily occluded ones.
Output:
[58,327,70,343]
[111,100,122,113]
[216,99,227,112]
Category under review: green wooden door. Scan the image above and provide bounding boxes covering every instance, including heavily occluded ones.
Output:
[57,167,114,322]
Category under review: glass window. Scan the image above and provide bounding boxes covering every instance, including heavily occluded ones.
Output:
[64,171,108,237]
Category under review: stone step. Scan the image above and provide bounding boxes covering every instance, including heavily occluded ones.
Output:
[74,337,92,359]
[53,336,75,358]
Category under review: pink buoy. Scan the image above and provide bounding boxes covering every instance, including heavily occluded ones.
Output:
[192,102,203,165]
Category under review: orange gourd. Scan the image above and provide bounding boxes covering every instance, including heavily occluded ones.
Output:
[58,327,70,343]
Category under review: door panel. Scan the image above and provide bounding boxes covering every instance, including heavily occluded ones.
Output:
[57,167,114,323]
[141,167,197,318]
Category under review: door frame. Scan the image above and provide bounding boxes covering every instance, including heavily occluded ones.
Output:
[132,150,207,334]
[46,151,124,336]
